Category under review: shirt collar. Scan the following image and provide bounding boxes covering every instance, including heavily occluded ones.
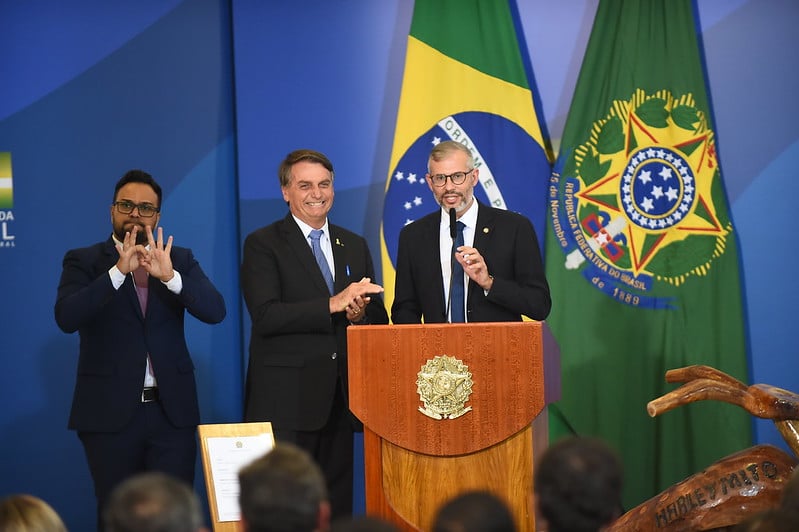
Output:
[439,199,478,231]
[292,215,330,240]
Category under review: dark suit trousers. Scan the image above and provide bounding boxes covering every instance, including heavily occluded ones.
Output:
[272,380,354,519]
[78,400,196,530]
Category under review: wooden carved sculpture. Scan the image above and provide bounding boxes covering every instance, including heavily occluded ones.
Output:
[608,365,798,531]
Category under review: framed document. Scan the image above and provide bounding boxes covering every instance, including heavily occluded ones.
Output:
[198,422,274,532]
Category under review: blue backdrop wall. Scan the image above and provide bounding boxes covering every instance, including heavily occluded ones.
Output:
[1,1,796,530]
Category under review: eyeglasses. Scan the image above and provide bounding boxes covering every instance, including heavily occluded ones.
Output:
[114,201,160,218]
[429,168,474,187]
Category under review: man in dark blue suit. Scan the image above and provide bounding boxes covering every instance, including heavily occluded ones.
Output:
[54,170,226,526]
[240,149,388,519]
[392,140,551,324]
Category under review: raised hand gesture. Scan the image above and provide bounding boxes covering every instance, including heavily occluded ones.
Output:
[140,226,175,282]
[115,226,145,275]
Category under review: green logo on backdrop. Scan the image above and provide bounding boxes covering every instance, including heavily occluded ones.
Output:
[0,152,16,247]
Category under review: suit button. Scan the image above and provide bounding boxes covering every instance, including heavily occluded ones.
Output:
[331,352,337,360]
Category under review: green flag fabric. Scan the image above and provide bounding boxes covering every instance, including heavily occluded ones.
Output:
[381,0,551,312]
[545,0,751,512]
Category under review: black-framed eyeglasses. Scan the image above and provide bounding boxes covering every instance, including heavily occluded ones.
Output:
[429,168,474,187]
[113,201,160,218]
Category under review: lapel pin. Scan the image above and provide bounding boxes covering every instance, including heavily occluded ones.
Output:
[335,238,343,246]
[483,227,489,234]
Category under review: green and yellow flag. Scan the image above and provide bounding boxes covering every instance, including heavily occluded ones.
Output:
[381,0,551,310]
[545,0,750,511]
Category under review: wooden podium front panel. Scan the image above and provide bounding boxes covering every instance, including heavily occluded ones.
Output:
[348,322,545,456]
[364,416,548,532]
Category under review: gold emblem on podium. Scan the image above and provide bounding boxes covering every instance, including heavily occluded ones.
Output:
[416,355,473,420]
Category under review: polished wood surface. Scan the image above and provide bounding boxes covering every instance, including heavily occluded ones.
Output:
[364,415,549,532]
[608,444,797,531]
[349,322,557,531]
[648,365,799,458]
[616,365,799,529]
[348,322,547,456]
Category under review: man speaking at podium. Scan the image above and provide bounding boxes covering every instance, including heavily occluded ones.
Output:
[391,140,551,324]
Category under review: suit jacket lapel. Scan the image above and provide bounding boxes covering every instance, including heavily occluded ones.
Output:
[421,214,447,314]
[330,227,349,293]
[469,203,495,299]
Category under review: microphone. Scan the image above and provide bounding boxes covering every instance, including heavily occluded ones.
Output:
[445,208,457,322]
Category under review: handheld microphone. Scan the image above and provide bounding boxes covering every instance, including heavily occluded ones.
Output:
[445,208,457,322]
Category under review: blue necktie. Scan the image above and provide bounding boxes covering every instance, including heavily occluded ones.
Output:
[309,229,334,294]
[450,221,466,322]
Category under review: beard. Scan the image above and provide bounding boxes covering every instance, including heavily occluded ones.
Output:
[114,222,148,245]
[436,190,473,213]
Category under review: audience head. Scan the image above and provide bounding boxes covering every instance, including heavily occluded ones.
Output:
[533,436,623,532]
[103,472,206,532]
[0,494,67,532]
[330,516,398,532]
[432,491,516,532]
[731,507,799,531]
[781,466,799,515]
[238,442,330,532]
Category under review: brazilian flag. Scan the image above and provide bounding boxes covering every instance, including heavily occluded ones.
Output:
[381,0,551,312]
[545,0,751,512]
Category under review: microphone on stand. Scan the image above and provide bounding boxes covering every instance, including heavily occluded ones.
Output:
[445,208,457,323]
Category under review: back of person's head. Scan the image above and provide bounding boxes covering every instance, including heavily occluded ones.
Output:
[103,472,205,532]
[731,508,799,531]
[238,442,330,532]
[534,436,623,532]
[781,466,799,515]
[0,494,67,532]
[432,491,516,532]
[330,516,398,532]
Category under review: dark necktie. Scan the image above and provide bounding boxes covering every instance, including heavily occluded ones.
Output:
[309,229,334,294]
[133,266,149,313]
[450,221,466,322]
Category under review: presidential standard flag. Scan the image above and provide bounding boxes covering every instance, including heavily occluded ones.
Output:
[545,0,751,510]
[381,0,551,310]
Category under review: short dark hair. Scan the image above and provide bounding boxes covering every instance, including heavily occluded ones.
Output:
[113,169,163,207]
[534,436,623,532]
[331,515,399,532]
[732,508,799,531]
[432,491,516,532]
[238,443,328,532]
[278,149,334,188]
[104,472,203,532]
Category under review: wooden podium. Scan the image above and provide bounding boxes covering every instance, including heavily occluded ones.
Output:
[347,321,560,531]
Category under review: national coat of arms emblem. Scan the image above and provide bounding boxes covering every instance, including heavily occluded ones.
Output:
[416,355,473,420]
